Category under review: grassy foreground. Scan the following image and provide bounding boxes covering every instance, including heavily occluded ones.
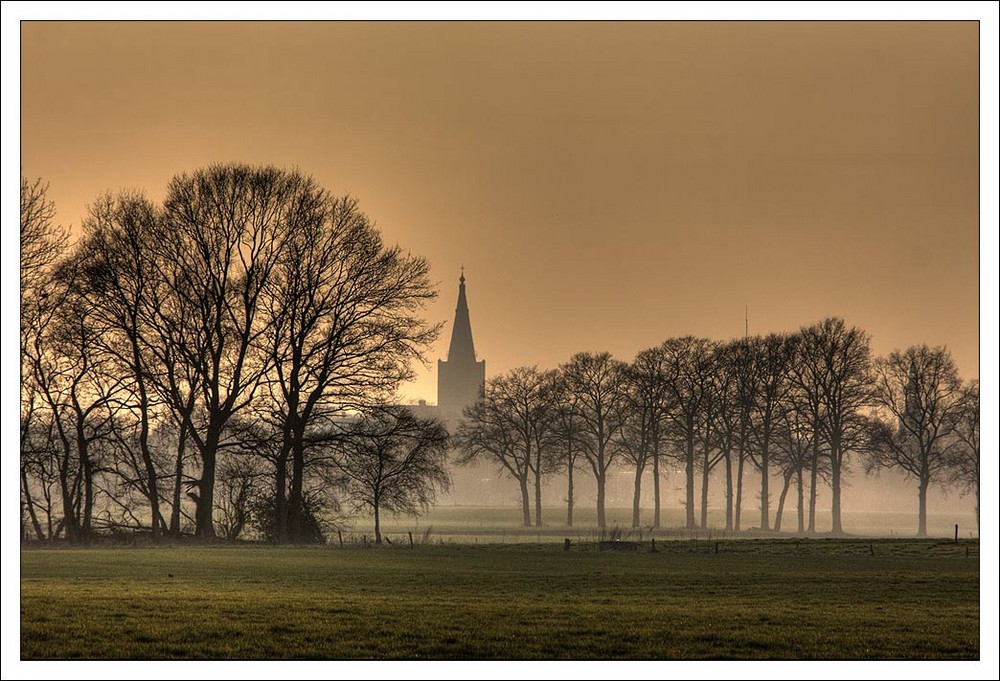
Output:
[20,538,979,660]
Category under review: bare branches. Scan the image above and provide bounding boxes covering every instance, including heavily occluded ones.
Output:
[868,345,966,536]
[332,407,450,544]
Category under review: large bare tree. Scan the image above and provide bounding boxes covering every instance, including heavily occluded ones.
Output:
[869,345,966,537]
[75,192,170,536]
[149,165,316,537]
[261,194,437,542]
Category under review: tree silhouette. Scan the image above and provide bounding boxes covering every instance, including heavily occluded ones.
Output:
[333,407,450,545]
[455,367,557,527]
[561,352,629,529]
[869,345,965,537]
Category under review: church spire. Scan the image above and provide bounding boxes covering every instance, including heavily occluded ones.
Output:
[447,269,477,364]
[438,269,486,417]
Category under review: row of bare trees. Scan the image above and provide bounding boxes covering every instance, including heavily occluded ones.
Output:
[456,324,979,536]
[20,167,451,544]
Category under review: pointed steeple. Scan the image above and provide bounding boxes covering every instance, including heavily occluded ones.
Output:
[437,269,486,419]
[446,268,477,364]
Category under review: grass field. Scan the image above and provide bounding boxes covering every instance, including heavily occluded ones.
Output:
[20,537,979,660]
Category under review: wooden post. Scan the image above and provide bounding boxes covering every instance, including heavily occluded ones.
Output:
[563,538,571,552]
[954,524,959,544]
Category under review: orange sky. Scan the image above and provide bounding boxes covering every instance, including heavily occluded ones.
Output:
[19,20,983,403]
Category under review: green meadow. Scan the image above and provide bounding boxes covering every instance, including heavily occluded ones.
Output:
[20,535,978,660]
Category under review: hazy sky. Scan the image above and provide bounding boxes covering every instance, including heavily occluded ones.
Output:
[19,20,983,403]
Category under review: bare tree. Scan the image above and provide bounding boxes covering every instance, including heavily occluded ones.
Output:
[869,345,966,537]
[148,164,319,538]
[709,340,751,531]
[619,346,672,529]
[560,352,629,529]
[796,318,872,535]
[787,326,830,534]
[23,260,128,542]
[333,407,450,545]
[75,192,169,536]
[455,368,556,526]
[771,395,815,534]
[550,373,591,527]
[262,194,437,542]
[20,176,69,541]
[948,380,979,534]
[745,333,794,532]
[661,337,715,530]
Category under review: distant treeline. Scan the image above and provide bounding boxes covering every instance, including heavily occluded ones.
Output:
[20,165,979,545]
[455,332,978,537]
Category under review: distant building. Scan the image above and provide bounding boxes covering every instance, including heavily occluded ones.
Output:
[407,270,486,422]
[435,270,486,422]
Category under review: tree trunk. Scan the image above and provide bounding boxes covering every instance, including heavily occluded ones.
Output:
[21,468,46,541]
[169,424,187,535]
[534,462,543,527]
[194,424,220,539]
[724,450,733,531]
[700,459,710,530]
[374,503,382,545]
[796,467,805,534]
[774,470,792,533]
[81,449,94,541]
[596,469,607,529]
[759,428,771,532]
[917,475,929,538]
[685,429,695,530]
[289,436,306,542]
[519,476,531,527]
[275,447,288,543]
[808,434,819,534]
[566,457,574,527]
[830,449,843,536]
[132,342,162,537]
[631,462,644,528]
[652,447,661,530]
[59,443,79,542]
[735,449,745,532]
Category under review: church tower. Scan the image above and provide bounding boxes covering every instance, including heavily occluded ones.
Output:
[437,270,486,420]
